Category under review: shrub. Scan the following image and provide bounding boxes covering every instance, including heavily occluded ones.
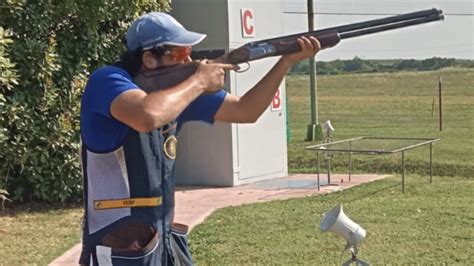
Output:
[0,0,170,202]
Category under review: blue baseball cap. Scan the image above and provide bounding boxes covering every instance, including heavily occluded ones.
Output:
[125,12,207,51]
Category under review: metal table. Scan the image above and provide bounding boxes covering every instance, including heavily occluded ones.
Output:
[305,137,440,193]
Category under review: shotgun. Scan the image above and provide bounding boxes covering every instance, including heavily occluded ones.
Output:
[135,8,444,92]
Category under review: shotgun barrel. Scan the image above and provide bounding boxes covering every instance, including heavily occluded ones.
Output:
[339,13,444,39]
[134,8,444,92]
[314,8,442,37]
[222,8,444,64]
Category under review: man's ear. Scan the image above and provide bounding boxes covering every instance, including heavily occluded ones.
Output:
[142,51,160,69]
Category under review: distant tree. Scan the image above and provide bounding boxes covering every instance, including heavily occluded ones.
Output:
[396,59,419,70]
[289,57,473,76]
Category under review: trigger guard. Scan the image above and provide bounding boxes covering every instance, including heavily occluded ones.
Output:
[235,62,250,73]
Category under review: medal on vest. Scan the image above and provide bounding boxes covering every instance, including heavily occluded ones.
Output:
[163,135,178,159]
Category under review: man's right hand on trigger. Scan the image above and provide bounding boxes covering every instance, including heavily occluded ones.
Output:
[194,60,236,93]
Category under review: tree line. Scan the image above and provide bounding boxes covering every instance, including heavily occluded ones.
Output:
[290,57,474,75]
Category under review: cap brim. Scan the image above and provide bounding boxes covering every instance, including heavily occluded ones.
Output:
[163,30,207,47]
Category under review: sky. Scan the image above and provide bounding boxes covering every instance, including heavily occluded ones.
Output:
[282,0,473,61]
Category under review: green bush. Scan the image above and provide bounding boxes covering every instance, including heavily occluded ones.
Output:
[0,0,170,202]
[0,27,17,142]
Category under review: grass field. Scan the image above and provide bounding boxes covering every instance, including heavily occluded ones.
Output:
[190,175,474,264]
[0,68,472,265]
[287,67,474,177]
[0,203,82,265]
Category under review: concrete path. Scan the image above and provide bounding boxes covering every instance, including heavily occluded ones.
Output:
[49,173,387,265]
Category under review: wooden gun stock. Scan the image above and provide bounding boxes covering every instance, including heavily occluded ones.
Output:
[135,8,444,91]
[135,62,200,93]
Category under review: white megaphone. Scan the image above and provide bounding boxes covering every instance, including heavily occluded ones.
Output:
[321,204,370,266]
[321,120,335,143]
[321,204,366,246]
[322,120,335,133]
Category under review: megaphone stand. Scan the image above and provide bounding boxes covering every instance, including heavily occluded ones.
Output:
[341,234,370,266]
[342,245,370,266]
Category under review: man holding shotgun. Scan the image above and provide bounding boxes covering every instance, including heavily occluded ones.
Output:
[79,12,320,265]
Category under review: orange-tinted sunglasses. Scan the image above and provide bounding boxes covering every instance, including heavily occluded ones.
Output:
[168,46,192,61]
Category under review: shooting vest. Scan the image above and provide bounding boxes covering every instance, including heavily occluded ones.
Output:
[79,121,192,265]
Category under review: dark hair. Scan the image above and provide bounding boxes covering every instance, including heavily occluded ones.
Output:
[115,46,168,77]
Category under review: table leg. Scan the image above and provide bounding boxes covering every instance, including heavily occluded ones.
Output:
[349,152,352,182]
[349,141,352,182]
[430,143,433,183]
[317,152,320,191]
[402,150,405,193]
[327,154,331,184]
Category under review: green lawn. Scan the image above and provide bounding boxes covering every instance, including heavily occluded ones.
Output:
[0,203,82,265]
[287,68,474,177]
[190,175,474,265]
[0,68,472,265]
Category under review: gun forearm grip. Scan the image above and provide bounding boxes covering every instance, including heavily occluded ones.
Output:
[221,31,341,65]
[313,32,341,49]
[272,31,341,54]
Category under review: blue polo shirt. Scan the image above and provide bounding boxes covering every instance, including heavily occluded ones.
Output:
[80,65,227,153]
